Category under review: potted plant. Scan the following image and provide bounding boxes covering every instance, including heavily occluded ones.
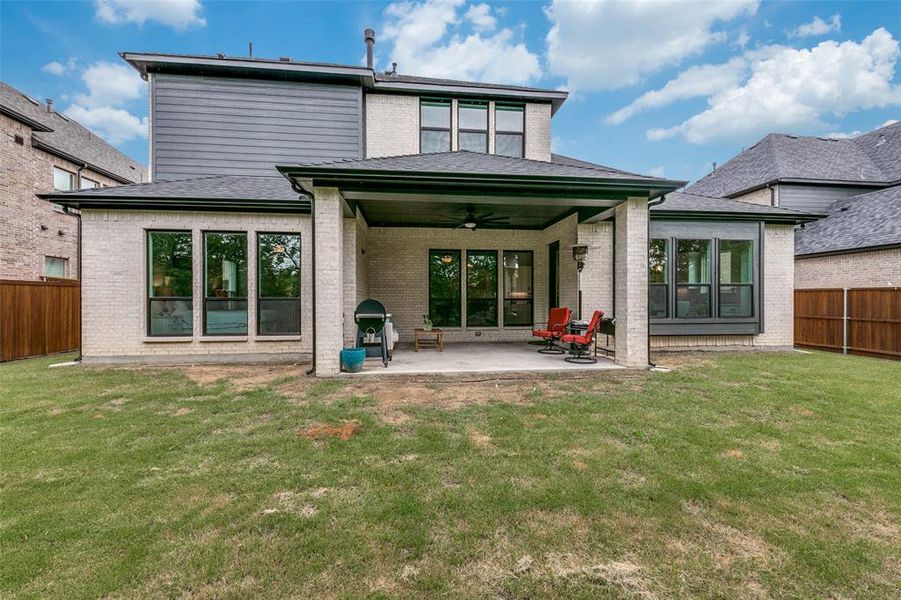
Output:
[340,343,366,373]
[422,314,433,331]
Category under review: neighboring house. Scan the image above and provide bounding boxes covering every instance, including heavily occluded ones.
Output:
[0,81,147,280]
[43,35,816,375]
[687,121,901,289]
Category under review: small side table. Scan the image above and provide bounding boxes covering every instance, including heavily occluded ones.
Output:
[414,328,444,352]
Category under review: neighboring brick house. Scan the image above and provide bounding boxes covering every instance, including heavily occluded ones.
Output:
[687,121,901,289]
[0,81,146,280]
[44,34,817,374]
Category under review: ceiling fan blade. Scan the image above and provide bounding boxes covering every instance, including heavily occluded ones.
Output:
[480,216,511,223]
[454,223,467,229]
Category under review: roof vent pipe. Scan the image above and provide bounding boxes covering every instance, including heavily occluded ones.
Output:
[46,98,53,113]
[364,28,376,69]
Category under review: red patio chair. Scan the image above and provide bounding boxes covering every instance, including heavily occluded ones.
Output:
[531,307,571,354]
[561,309,604,364]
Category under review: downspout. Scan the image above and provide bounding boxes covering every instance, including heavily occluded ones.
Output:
[646,194,667,368]
[291,181,316,376]
[73,163,87,363]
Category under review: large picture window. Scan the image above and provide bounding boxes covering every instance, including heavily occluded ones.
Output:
[421,99,451,153]
[719,240,754,317]
[258,233,301,335]
[429,250,461,327]
[676,239,712,318]
[503,251,533,326]
[649,239,668,318]
[466,250,498,327]
[204,232,248,335]
[495,104,524,158]
[147,231,193,336]
[458,101,488,153]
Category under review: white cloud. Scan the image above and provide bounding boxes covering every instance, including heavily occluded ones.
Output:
[381,0,540,84]
[646,28,901,144]
[881,119,899,127]
[63,105,148,144]
[648,166,666,177]
[546,0,758,90]
[791,13,840,38]
[736,30,750,48]
[95,0,205,30]
[822,130,861,139]
[464,3,496,31]
[62,61,148,145]
[606,57,748,124]
[42,58,77,76]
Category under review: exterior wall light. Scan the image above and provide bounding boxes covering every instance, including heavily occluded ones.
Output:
[572,245,588,273]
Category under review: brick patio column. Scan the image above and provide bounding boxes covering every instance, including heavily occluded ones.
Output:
[313,186,344,376]
[614,197,649,367]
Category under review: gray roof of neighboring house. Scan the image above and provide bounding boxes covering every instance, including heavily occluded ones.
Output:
[652,191,820,222]
[0,81,146,183]
[795,184,901,256]
[687,121,901,198]
[289,150,675,182]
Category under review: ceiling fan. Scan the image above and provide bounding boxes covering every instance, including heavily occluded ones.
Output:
[437,205,510,230]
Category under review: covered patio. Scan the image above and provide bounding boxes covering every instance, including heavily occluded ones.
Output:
[278,152,684,376]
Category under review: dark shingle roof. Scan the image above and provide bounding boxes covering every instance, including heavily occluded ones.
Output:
[293,151,672,182]
[653,191,819,220]
[0,81,146,183]
[687,121,901,197]
[795,184,901,256]
[46,174,296,201]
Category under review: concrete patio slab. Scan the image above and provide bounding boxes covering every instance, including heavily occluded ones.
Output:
[345,342,621,376]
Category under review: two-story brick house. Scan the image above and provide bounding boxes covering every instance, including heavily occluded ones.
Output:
[1,81,146,280]
[45,35,817,374]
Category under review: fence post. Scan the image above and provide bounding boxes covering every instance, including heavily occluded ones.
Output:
[842,287,849,355]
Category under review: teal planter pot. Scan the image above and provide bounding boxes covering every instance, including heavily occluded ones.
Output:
[340,347,366,373]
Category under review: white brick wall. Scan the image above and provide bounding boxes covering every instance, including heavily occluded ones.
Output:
[613,198,649,366]
[312,187,344,375]
[756,223,794,346]
[734,186,776,206]
[365,94,419,158]
[80,209,311,361]
[525,103,552,162]
[795,248,901,289]
[577,222,614,319]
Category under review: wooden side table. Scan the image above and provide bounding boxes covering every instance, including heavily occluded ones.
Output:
[414,328,444,352]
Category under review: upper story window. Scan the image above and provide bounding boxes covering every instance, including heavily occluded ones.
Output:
[495,104,524,158]
[458,101,488,153]
[420,99,451,153]
[80,176,99,190]
[53,167,75,191]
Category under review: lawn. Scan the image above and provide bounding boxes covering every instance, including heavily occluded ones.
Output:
[1,351,899,598]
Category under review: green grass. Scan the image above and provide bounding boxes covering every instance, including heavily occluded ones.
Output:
[1,352,899,598]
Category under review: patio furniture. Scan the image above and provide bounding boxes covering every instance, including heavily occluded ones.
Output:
[532,307,571,354]
[414,328,444,352]
[561,309,604,364]
[355,298,390,367]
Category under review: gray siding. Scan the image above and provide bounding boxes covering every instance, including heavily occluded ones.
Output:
[778,184,876,213]
[151,74,362,180]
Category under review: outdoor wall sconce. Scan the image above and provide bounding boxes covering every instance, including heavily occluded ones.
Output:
[441,253,454,265]
[572,245,589,272]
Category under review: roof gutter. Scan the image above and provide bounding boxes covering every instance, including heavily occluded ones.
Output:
[0,105,54,132]
[725,177,888,199]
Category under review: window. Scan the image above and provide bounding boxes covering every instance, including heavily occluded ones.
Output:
[53,167,75,191]
[147,231,192,336]
[503,251,533,326]
[466,250,497,327]
[495,104,524,158]
[79,176,99,190]
[458,101,488,153]
[258,233,301,335]
[648,239,668,318]
[719,240,754,317]
[429,250,461,327]
[675,239,711,318]
[421,99,451,153]
[44,256,67,278]
[204,232,247,335]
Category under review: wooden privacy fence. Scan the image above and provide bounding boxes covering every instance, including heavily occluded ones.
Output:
[0,279,80,362]
[794,287,900,359]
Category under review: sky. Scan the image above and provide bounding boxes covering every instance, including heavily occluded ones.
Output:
[1,0,899,185]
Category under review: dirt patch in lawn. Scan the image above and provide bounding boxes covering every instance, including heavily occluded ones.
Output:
[182,364,303,390]
[297,420,361,441]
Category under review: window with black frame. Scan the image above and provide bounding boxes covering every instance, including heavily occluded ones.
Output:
[676,239,711,318]
[458,101,488,153]
[258,233,301,335]
[649,239,668,318]
[147,231,193,336]
[203,232,248,335]
[503,251,533,326]
[466,250,497,327]
[421,99,451,153]
[429,250,461,327]
[495,103,524,158]
[719,240,754,317]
